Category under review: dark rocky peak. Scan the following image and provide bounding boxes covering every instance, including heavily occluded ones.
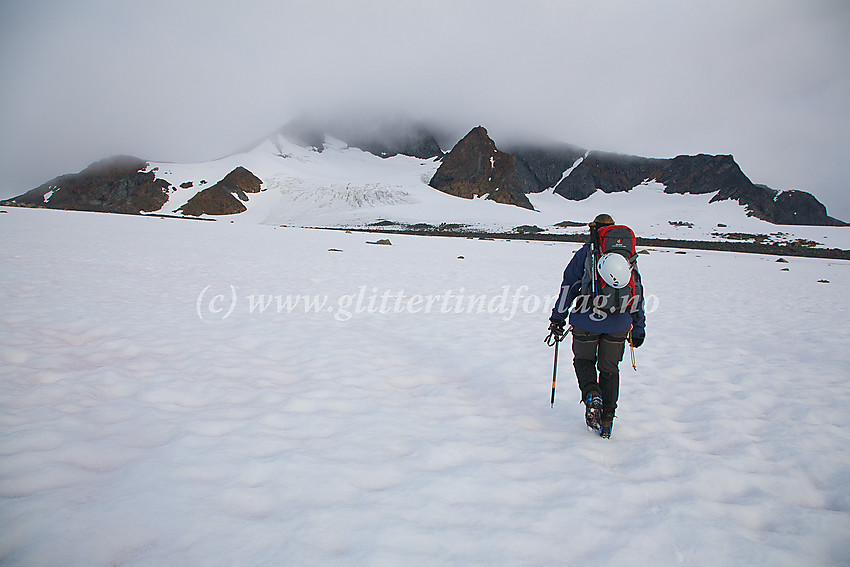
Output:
[768,190,845,226]
[657,154,751,195]
[8,155,170,214]
[554,151,667,200]
[710,177,846,226]
[428,126,533,210]
[177,166,263,216]
[655,153,844,225]
[552,149,844,226]
[218,166,263,197]
[502,141,587,194]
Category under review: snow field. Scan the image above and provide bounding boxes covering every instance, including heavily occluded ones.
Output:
[146,139,850,251]
[1,206,849,566]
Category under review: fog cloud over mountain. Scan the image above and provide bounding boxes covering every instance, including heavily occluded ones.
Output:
[2,0,849,219]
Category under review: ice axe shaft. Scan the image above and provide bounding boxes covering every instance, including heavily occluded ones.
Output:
[550,339,559,408]
[546,325,571,408]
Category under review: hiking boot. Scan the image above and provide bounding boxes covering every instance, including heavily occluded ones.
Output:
[584,394,602,431]
[600,408,615,439]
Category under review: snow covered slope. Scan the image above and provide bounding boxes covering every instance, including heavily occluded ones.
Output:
[2,206,849,566]
[145,134,850,250]
[148,136,439,225]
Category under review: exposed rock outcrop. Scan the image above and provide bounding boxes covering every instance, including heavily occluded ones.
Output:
[657,154,749,195]
[554,151,668,199]
[177,186,246,216]
[505,142,587,194]
[5,118,843,226]
[177,166,263,216]
[8,155,170,213]
[218,166,263,196]
[763,190,838,225]
[428,126,533,210]
[552,151,845,226]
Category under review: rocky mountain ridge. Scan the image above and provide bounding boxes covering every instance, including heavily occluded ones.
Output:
[552,151,840,225]
[430,128,844,226]
[3,118,845,226]
[8,155,170,214]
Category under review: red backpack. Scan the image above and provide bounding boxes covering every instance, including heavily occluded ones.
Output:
[579,225,642,316]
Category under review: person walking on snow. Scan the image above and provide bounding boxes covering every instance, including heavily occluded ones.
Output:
[548,213,646,438]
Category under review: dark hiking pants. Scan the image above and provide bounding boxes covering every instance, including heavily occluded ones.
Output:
[572,327,629,412]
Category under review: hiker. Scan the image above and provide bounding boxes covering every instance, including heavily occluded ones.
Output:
[547,214,646,438]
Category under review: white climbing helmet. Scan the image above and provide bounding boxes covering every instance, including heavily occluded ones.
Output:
[597,253,632,289]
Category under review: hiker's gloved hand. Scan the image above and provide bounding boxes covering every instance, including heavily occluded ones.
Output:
[548,319,566,341]
[631,333,645,348]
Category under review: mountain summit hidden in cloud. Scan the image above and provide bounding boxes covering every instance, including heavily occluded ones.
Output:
[2,117,845,227]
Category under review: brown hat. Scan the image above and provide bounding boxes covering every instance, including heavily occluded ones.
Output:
[589,213,614,227]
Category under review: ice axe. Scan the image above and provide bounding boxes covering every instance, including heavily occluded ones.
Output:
[545,325,571,407]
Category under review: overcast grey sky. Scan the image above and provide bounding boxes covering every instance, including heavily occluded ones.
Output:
[2,0,849,219]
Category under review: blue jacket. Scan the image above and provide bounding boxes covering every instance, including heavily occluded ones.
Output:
[550,242,646,336]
